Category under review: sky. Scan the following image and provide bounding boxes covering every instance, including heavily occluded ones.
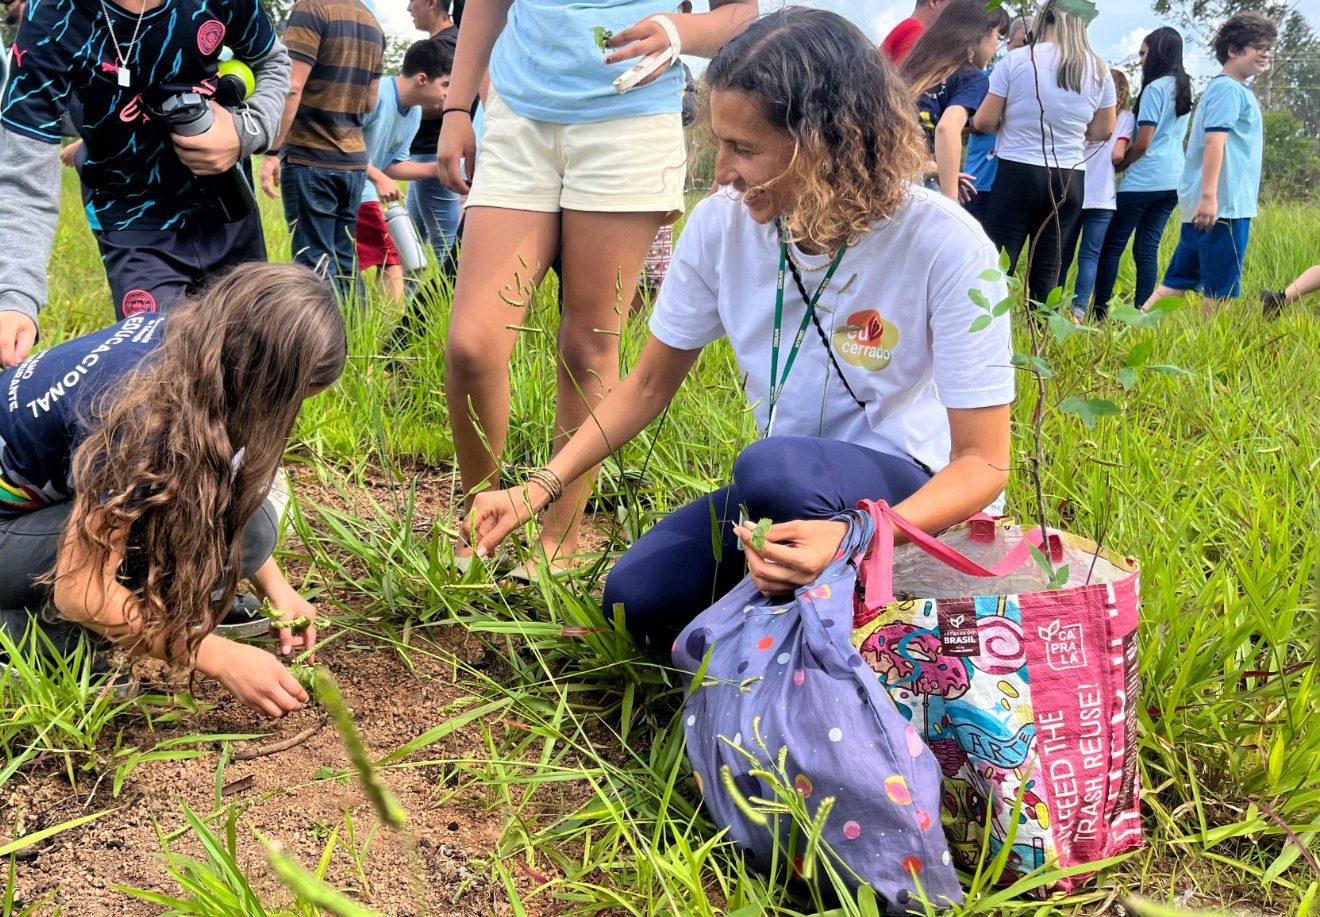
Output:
[366,0,1252,76]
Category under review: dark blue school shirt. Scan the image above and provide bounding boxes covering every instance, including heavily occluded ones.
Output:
[0,0,276,232]
[916,62,990,142]
[0,315,164,516]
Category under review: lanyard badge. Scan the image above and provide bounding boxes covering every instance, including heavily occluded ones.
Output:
[766,234,848,436]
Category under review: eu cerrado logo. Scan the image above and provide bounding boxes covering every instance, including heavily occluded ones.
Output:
[1037,620,1087,672]
[832,309,898,371]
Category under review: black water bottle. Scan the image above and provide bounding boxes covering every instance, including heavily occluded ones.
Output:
[154,91,257,223]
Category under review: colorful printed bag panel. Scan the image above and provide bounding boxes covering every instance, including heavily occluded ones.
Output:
[851,578,1142,892]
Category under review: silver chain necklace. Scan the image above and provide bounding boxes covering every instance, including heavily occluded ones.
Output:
[99,0,149,89]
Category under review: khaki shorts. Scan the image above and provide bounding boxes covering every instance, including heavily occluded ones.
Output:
[466,88,687,215]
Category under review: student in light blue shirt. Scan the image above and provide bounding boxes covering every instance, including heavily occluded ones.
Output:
[1092,27,1192,316]
[1148,13,1275,309]
[436,0,757,577]
[354,38,453,304]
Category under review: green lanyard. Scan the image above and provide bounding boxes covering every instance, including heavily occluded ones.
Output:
[767,239,848,435]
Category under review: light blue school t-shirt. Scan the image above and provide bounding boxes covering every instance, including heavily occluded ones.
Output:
[1122,75,1190,193]
[1178,75,1263,220]
[361,77,422,204]
[488,0,684,124]
[963,66,998,192]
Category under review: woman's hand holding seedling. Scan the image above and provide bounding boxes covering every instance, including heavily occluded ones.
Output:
[196,636,309,718]
[467,484,544,558]
[732,518,850,596]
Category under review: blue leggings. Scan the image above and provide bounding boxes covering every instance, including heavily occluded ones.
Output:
[602,436,932,649]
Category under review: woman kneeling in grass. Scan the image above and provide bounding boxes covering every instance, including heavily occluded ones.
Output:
[468,7,1014,648]
[0,264,345,717]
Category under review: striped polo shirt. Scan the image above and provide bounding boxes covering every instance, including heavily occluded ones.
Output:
[283,0,385,169]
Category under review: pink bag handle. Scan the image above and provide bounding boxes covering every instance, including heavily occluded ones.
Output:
[858,500,1063,613]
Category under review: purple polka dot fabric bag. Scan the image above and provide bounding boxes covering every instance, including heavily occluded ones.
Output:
[672,512,962,913]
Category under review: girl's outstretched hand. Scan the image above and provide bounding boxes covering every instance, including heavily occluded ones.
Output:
[732,518,849,597]
[467,485,542,559]
[198,637,308,718]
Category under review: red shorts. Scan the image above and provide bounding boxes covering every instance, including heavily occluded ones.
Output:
[356,201,401,270]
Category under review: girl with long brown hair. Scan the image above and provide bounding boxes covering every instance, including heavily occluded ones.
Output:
[0,263,346,718]
[463,7,1014,649]
[901,0,1009,202]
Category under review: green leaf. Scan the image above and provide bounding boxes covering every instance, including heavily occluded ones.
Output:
[1123,339,1154,368]
[969,314,994,333]
[1117,366,1138,390]
[978,267,1004,282]
[1054,0,1098,23]
[1044,285,1065,308]
[1046,310,1093,341]
[991,293,1014,317]
[750,517,773,552]
[1028,543,1055,578]
[1110,297,1180,328]
[968,287,991,310]
[589,25,612,52]
[1048,563,1071,589]
[1012,352,1055,379]
[1148,363,1192,376]
[1058,396,1122,429]
[997,247,1011,272]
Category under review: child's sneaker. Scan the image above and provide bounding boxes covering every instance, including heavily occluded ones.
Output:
[1261,289,1287,319]
[215,594,271,639]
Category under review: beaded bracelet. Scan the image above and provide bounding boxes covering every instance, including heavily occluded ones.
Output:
[527,467,564,505]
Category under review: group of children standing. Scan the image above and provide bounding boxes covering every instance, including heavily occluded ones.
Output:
[890,2,1278,320]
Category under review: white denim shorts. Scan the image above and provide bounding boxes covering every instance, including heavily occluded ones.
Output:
[466,88,687,215]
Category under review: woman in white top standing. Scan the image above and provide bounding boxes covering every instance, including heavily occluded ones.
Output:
[463,8,1014,649]
[972,0,1116,308]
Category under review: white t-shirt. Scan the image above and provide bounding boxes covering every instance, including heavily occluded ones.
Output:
[650,187,1015,478]
[1082,110,1135,210]
[989,43,1116,170]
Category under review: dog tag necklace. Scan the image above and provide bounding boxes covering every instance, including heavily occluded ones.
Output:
[99,0,148,88]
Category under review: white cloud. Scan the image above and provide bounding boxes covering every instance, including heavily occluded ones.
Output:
[1110,26,1150,63]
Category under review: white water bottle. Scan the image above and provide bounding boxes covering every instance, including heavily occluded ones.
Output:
[384,202,427,273]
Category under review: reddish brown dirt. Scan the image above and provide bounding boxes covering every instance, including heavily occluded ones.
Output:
[1,468,611,916]
[2,638,566,916]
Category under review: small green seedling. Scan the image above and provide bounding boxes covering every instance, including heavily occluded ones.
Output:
[591,26,613,52]
[259,600,311,632]
[750,517,773,552]
[289,663,319,697]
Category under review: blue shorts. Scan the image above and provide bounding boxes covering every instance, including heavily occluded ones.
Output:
[1161,218,1252,299]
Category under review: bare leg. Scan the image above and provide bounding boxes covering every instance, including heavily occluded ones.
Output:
[445,207,560,542]
[538,209,666,563]
[1141,284,1186,311]
[381,265,405,305]
[1284,265,1320,303]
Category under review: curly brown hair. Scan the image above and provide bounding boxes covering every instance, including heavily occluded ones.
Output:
[56,263,345,665]
[704,6,927,254]
[1213,12,1276,64]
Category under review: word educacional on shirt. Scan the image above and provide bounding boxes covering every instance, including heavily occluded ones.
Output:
[19,316,155,418]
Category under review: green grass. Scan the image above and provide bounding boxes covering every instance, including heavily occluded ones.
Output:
[11,167,1320,914]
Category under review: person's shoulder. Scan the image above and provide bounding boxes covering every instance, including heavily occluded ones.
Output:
[885,184,995,256]
[689,190,744,228]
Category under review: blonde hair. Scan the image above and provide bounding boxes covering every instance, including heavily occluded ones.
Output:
[705,7,926,254]
[1032,0,1105,93]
